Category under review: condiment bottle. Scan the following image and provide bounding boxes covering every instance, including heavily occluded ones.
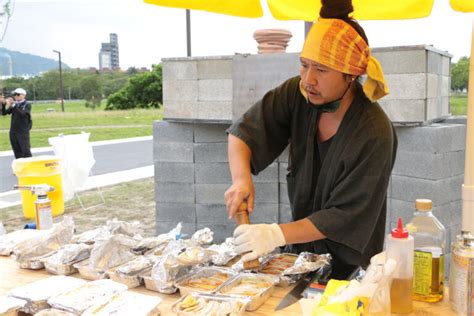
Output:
[386,217,414,314]
[407,199,446,302]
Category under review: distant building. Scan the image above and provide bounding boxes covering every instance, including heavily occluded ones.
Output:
[99,33,120,71]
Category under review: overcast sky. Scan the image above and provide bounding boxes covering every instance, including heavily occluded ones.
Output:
[2,0,473,69]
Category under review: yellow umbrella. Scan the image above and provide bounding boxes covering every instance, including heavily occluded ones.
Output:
[145,0,474,233]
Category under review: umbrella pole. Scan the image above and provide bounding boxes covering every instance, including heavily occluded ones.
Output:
[462,18,474,234]
[186,9,191,57]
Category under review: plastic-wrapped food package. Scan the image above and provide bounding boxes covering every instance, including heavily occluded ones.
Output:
[14,217,75,269]
[47,279,127,314]
[43,243,91,275]
[0,229,48,256]
[0,296,27,315]
[82,291,162,316]
[8,276,86,314]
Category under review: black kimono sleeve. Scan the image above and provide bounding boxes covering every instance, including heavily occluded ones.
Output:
[226,78,296,175]
[307,126,396,254]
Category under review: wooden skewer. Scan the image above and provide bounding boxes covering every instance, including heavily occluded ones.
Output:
[235,202,260,270]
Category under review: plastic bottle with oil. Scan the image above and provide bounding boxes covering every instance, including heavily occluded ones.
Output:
[386,217,414,314]
[407,199,446,302]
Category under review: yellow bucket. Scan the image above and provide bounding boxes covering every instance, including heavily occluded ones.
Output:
[12,156,64,219]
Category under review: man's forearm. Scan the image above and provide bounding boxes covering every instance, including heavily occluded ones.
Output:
[279,218,326,245]
[228,134,252,182]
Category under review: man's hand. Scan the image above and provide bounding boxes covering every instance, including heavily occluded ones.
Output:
[224,177,255,219]
[233,223,286,262]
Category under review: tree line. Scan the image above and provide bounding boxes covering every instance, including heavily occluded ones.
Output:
[451,57,469,93]
[1,65,163,110]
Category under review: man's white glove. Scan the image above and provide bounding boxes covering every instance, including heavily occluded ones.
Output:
[233,223,286,262]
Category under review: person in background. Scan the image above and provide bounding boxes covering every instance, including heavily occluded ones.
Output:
[1,88,33,159]
[224,0,397,279]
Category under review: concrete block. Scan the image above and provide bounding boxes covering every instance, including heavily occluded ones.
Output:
[427,74,438,99]
[279,163,288,183]
[164,101,198,120]
[232,53,300,120]
[163,60,197,80]
[378,99,425,122]
[391,175,463,206]
[253,163,278,183]
[196,223,236,243]
[395,124,466,154]
[194,123,230,143]
[279,204,293,223]
[372,48,426,74]
[156,203,196,222]
[249,203,279,224]
[154,142,194,163]
[198,101,232,121]
[254,183,279,203]
[389,199,414,227]
[443,116,467,125]
[442,56,451,76]
[153,121,194,143]
[195,163,231,184]
[196,204,229,224]
[155,182,195,203]
[426,97,442,121]
[156,221,196,236]
[279,183,290,205]
[392,150,465,180]
[441,76,450,97]
[163,79,198,102]
[198,79,233,101]
[383,73,426,100]
[387,177,393,198]
[197,59,233,80]
[427,51,443,74]
[155,162,194,183]
[194,143,228,163]
[195,184,228,204]
[448,200,463,229]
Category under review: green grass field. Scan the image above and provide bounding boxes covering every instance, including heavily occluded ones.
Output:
[0,100,162,151]
[450,95,468,116]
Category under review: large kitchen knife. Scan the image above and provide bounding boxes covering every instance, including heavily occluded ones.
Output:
[274,265,331,311]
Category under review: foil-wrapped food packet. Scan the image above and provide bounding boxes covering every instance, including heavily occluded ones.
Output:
[282,252,332,275]
[89,234,138,271]
[207,237,237,266]
[105,219,142,237]
[0,296,27,315]
[82,291,162,316]
[9,276,86,314]
[191,227,214,246]
[0,229,48,256]
[14,217,75,269]
[43,243,91,275]
[47,279,128,314]
[71,227,111,245]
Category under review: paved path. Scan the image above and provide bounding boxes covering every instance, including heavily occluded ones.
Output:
[0,136,154,208]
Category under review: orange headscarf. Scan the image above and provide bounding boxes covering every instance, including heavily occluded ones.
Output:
[301,18,389,102]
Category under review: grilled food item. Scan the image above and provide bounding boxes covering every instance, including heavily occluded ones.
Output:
[224,277,272,297]
[175,294,245,315]
[260,255,297,275]
[184,273,230,291]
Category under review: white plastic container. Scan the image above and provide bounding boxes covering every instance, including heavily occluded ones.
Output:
[386,217,414,314]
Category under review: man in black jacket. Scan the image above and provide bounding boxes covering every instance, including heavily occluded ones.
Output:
[1,88,32,158]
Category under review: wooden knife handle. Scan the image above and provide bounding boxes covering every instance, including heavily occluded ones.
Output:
[235,202,260,270]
